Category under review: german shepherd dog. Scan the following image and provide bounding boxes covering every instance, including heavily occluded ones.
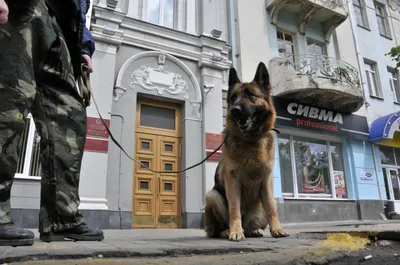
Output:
[204,62,288,241]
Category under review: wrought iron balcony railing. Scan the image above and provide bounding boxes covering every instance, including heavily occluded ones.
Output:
[285,53,361,90]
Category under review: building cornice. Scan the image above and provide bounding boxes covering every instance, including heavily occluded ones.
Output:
[92,5,232,71]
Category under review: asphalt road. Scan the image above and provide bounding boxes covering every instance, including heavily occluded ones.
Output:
[329,241,400,265]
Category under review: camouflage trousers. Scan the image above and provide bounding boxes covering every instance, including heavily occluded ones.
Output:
[0,0,86,233]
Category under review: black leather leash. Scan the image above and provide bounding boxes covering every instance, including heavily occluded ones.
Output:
[78,64,280,174]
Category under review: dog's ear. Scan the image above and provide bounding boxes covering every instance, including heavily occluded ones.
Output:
[252,62,271,96]
[227,67,241,104]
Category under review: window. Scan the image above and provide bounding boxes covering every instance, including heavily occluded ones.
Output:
[15,114,42,180]
[278,134,348,199]
[364,61,381,98]
[307,40,325,56]
[380,146,397,165]
[146,0,175,28]
[306,39,326,76]
[277,31,296,64]
[375,2,391,37]
[353,0,369,28]
[388,68,400,102]
[140,104,176,130]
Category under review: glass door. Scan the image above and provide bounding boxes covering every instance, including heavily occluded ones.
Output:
[383,168,400,200]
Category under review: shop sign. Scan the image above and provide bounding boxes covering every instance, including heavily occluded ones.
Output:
[360,171,374,181]
[272,96,369,139]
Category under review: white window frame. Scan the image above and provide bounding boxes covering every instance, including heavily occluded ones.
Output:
[15,114,41,181]
[353,0,369,29]
[277,29,297,65]
[144,0,177,29]
[374,1,391,38]
[388,68,400,103]
[364,60,382,98]
[278,128,350,201]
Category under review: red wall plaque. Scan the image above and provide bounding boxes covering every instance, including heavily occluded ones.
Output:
[206,151,222,163]
[84,138,109,153]
[206,133,223,150]
[86,117,111,139]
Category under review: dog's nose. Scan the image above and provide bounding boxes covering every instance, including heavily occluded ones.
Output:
[231,105,242,117]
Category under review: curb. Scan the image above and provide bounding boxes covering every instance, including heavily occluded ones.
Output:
[0,246,277,264]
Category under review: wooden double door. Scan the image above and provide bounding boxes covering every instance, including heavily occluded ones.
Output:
[132,98,182,228]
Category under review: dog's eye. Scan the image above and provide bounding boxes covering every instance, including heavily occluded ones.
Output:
[230,94,237,102]
[245,90,254,97]
[245,90,255,101]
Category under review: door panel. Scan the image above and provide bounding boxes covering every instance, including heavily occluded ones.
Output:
[389,169,400,200]
[133,101,181,229]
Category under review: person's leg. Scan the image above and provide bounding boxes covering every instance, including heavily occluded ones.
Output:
[29,0,103,242]
[0,2,39,247]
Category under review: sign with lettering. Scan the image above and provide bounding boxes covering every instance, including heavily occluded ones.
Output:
[206,133,223,150]
[206,151,222,163]
[84,138,109,153]
[360,171,373,181]
[272,96,369,139]
[86,117,110,139]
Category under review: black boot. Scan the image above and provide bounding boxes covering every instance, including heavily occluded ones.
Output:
[40,223,104,242]
[0,223,35,247]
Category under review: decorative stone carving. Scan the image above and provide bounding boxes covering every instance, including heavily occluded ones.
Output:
[114,50,203,119]
[113,85,126,102]
[129,52,190,100]
[190,101,202,119]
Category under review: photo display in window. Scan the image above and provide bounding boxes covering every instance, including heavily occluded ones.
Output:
[330,142,347,198]
[278,135,294,195]
[293,137,330,194]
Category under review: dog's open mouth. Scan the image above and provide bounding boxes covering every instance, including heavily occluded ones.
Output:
[237,115,256,132]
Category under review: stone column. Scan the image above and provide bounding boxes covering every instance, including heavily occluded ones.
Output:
[198,35,231,208]
[77,6,123,222]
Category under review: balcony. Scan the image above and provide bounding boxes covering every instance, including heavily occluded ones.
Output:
[268,54,364,113]
[265,0,348,42]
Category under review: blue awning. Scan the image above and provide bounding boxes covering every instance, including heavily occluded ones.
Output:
[369,111,400,142]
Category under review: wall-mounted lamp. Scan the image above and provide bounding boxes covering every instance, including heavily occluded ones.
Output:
[204,84,215,96]
[210,29,222,39]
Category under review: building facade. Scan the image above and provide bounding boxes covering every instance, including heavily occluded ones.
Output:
[11,0,232,229]
[227,0,400,222]
[10,0,400,230]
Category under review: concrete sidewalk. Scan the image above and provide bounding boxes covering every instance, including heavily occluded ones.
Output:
[1,222,400,264]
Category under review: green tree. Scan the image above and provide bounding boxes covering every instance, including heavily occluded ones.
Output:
[386,46,400,69]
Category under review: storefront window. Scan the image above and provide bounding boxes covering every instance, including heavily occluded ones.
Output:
[330,143,348,199]
[278,135,347,199]
[293,137,330,195]
[278,135,293,194]
[380,146,395,165]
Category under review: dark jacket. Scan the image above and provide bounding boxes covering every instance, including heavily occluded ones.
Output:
[45,0,95,77]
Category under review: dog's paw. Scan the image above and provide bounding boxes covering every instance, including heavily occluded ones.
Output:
[229,230,245,242]
[270,228,289,238]
[220,229,230,239]
[252,228,265,237]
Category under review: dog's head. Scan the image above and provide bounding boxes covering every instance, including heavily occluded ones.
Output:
[226,62,276,135]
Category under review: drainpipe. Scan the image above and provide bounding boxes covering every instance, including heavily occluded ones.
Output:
[346,0,369,108]
[200,90,206,217]
[110,113,125,230]
[228,0,237,68]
